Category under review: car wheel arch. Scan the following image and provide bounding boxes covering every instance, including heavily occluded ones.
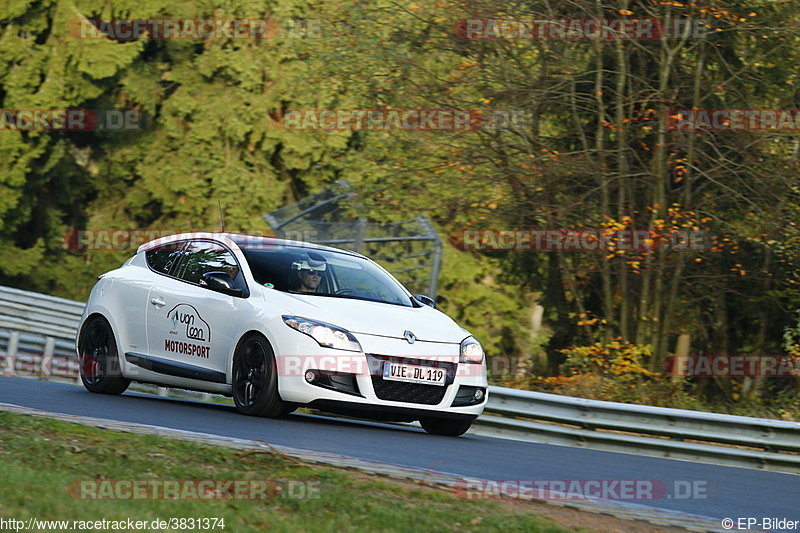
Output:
[76,313,130,394]
[228,329,276,383]
[79,311,130,371]
[79,312,121,352]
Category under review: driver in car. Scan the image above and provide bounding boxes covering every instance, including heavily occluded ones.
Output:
[292,256,327,293]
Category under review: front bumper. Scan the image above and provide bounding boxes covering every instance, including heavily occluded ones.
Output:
[307,399,480,423]
[275,332,488,420]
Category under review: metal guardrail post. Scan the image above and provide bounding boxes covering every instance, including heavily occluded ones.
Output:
[7,330,19,356]
[42,337,55,380]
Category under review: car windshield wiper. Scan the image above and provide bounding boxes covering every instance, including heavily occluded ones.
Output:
[286,290,406,306]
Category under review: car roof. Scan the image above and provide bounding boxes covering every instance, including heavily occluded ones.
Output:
[136,232,366,258]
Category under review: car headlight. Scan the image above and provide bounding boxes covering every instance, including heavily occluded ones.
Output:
[282,316,362,352]
[460,336,484,364]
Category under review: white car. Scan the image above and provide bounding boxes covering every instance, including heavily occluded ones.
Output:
[76,232,488,436]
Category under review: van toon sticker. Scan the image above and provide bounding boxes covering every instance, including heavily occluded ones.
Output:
[167,304,211,342]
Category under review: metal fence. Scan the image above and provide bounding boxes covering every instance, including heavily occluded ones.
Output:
[1,285,799,473]
[475,387,800,474]
[264,180,443,298]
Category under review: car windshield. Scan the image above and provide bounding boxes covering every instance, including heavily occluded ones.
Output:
[240,244,415,307]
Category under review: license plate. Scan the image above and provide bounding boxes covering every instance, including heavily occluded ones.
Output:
[382,362,446,386]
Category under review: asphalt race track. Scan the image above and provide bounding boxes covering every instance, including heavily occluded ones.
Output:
[1,377,798,531]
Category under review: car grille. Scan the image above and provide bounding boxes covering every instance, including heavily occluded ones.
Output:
[367,354,456,405]
[370,378,448,405]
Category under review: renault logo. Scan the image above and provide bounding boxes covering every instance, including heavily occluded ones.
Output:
[403,330,416,344]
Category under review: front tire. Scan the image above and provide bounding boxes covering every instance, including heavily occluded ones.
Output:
[232,334,294,417]
[419,417,473,437]
[77,316,130,395]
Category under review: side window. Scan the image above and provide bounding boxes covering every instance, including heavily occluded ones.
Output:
[145,242,184,275]
[175,241,240,284]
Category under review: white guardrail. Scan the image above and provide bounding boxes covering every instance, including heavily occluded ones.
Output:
[1,285,799,473]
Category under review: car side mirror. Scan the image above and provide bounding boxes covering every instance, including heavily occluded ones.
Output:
[200,271,243,297]
[414,294,436,308]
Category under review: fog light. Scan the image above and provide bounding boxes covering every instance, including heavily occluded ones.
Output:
[305,370,316,383]
[474,388,485,401]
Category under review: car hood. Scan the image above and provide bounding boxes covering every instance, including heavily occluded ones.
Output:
[263,290,468,343]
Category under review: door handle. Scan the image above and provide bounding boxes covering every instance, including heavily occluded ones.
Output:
[150,297,166,307]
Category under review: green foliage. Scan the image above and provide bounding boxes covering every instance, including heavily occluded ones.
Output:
[1,0,800,416]
[535,341,670,405]
[436,243,531,355]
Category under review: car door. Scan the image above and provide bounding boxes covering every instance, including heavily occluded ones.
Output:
[145,240,243,382]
